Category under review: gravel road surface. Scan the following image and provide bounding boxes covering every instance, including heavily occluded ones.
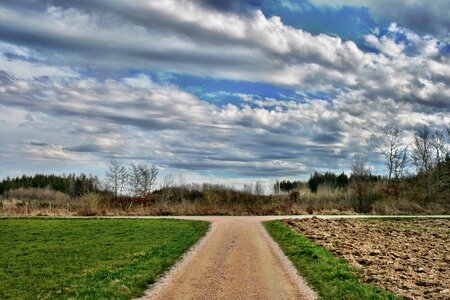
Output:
[141,216,318,300]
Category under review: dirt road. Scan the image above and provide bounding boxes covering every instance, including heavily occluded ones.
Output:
[141,216,317,300]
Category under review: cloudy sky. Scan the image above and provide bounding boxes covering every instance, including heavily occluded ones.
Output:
[0,0,449,188]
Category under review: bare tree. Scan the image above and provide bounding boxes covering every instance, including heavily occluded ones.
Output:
[412,124,433,202]
[160,174,175,202]
[431,129,449,193]
[377,125,408,181]
[412,124,433,173]
[126,162,159,197]
[242,183,254,194]
[350,154,370,212]
[273,180,281,195]
[177,172,186,188]
[351,153,371,177]
[161,174,175,189]
[105,160,127,201]
[128,162,141,197]
[447,128,450,159]
[254,181,264,196]
[431,130,447,165]
[138,163,158,197]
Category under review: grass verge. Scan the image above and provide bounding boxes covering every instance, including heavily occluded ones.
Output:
[264,220,400,300]
[0,218,209,299]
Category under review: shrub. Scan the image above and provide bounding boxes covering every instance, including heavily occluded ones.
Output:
[79,192,101,210]
[7,187,70,202]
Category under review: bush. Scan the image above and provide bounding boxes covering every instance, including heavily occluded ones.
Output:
[7,187,70,202]
[79,192,101,210]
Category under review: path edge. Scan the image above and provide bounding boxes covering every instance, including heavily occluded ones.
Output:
[137,222,216,300]
[259,221,319,300]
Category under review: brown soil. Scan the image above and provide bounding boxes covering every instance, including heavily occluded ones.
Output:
[285,218,450,300]
[141,216,317,300]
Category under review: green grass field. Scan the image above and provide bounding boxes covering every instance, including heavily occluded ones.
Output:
[0,218,209,299]
[264,220,400,300]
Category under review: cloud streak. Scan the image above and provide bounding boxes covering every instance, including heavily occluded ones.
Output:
[0,1,448,185]
[1,71,448,179]
[0,1,448,109]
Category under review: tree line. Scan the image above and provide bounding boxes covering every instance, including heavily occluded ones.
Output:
[1,124,448,215]
[0,173,100,198]
[272,124,449,212]
[273,180,304,194]
[377,124,449,202]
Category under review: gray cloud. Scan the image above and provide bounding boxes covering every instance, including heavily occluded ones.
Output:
[29,141,48,147]
[313,133,344,144]
[64,144,105,153]
[4,71,448,180]
[0,73,215,132]
[0,1,449,183]
[0,1,448,109]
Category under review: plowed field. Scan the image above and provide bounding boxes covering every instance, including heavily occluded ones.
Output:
[285,218,450,300]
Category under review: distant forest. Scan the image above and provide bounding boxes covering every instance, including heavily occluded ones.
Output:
[0,174,101,198]
[274,172,354,194]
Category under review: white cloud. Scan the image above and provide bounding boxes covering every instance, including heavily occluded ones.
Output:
[1,2,448,107]
[1,70,447,180]
[0,1,449,181]
[122,74,157,89]
[0,57,78,79]
[0,42,78,79]
[365,34,405,58]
